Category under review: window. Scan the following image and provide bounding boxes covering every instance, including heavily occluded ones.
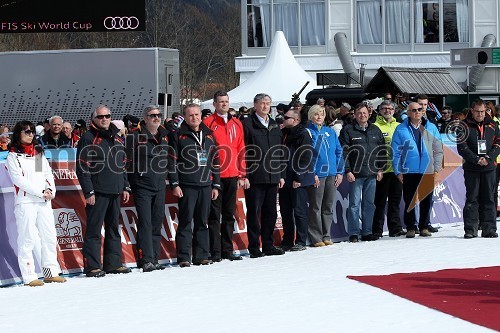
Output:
[246,0,325,48]
[356,0,468,49]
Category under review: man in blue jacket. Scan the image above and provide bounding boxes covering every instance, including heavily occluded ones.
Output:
[392,101,443,238]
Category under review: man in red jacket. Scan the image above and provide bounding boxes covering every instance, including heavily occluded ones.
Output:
[203,91,249,261]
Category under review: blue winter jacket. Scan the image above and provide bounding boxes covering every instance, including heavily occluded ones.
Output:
[391,117,443,175]
[306,122,344,178]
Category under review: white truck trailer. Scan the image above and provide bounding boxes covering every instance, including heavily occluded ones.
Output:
[0,47,180,125]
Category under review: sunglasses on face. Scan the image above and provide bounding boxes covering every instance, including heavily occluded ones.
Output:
[148,113,162,118]
[95,114,111,119]
[409,107,423,113]
[23,129,34,135]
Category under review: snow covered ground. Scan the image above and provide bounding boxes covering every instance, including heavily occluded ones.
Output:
[1,222,499,333]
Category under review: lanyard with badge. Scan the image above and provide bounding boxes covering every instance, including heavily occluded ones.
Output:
[477,123,487,155]
[192,131,208,166]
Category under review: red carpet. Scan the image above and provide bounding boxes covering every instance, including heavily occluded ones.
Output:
[348,266,500,331]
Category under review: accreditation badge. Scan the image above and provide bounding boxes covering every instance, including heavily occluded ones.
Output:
[477,140,487,155]
[197,150,208,166]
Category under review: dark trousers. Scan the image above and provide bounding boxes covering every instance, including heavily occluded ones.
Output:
[373,172,403,235]
[279,186,309,246]
[83,193,122,272]
[495,164,500,211]
[464,170,497,235]
[207,177,237,257]
[176,185,211,263]
[134,187,166,265]
[244,183,278,252]
[402,173,432,231]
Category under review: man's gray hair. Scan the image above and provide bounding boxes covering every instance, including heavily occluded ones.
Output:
[379,100,395,110]
[143,105,160,118]
[92,105,110,119]
[49,115,63,125]
[253,93,272,104]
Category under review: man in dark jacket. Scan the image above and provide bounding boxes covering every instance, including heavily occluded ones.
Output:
[243,93,286,258]
[76,105,132,277]
[126,105,171,272]
[39,115,71,149]
[457,99,500,238]
[279,108,314,251]
[339,102,385,242]
[168,104,221,267]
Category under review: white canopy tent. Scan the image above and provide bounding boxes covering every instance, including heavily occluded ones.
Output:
[201,31,319,110]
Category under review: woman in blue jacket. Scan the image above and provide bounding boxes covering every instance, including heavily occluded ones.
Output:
[306,105,344,246]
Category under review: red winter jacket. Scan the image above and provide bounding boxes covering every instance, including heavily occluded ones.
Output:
[203,113,246,179]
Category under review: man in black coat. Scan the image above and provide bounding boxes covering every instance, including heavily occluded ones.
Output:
[339,102,385,243]
[76,105,132,277]
[457,99,500,238]
[167,104,221,267]
[242,93,287,258]
[126,105,171,272]
[39,115,71,149]
[279,108,315,251]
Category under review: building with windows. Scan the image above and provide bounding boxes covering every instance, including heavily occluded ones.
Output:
[237,0,500,105]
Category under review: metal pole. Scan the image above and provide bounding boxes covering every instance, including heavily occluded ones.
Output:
[466,66,470,106]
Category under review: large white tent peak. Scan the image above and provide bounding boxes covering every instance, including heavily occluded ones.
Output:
[202,31,318,109]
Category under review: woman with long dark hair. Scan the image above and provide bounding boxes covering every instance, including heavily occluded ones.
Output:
[5,120,66,286]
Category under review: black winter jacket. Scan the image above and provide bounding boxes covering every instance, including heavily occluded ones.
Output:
[126,121,171,192]
[282,124,315,187]
[242,113,286,185]
[167,121,221,189]
[457,113,500,172]
[76,122,129,198]
[339,121,385,177]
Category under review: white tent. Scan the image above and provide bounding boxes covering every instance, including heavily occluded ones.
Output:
[201,31,319,109]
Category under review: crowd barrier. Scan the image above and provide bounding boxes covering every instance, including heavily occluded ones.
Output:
[0,144,466,286]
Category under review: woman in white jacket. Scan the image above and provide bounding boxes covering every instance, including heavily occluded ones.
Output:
[6,120,66,286]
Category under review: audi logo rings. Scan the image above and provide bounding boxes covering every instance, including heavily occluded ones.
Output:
[103,16,140,30]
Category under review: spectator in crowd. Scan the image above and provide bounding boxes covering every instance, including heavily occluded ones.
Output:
[111,120,126,144]
[203,91,248,262]
[242,93,286,258]
[340,103,385,242]
[275,103,288,125]
[0,124,10,151]
[201,108,212,120]
[372,100,405,238]
[384,92,393,101]
[126,105,170,272]
[73,119,87,138]
[123,114,140,133]
[168,104,221,267]
[306,105,343,247]
[43,118,51,133]
[338,102,354,125]
[171,112,184,129]
[324,104,337,126]
[238,106,251,120]
[417,94,440,124]
[392,102,443,238]
[39,115,71,148]
[316,98,325,107]
[456,100,500,238]
[163,117,176,132]
[76,105,132,277]
[62,121,80,148]
[6,120,66,286]
[229,108,237,117]
[279,108,314,252]
[437,106,453,133]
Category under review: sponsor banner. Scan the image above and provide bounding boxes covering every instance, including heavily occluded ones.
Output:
[0,0,145,33]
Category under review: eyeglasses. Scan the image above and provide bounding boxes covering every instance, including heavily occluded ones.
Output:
[284,116,297,120]
[409,108,423,113]
[95,114,111,119]
[148,113,162,118]
[23,130,34,135]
